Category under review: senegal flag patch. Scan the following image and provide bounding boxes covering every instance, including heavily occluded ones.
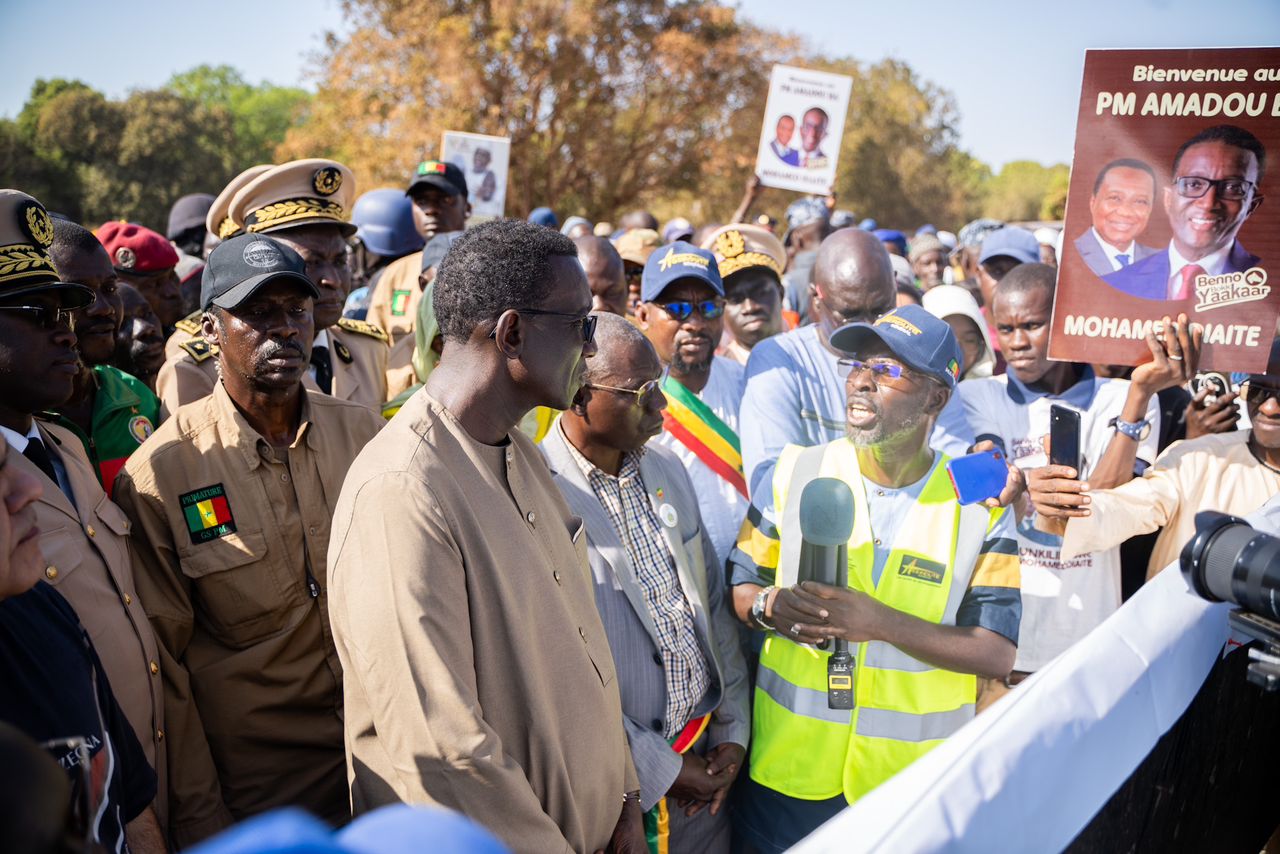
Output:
[391,289,411,317]
[180,484,236,545]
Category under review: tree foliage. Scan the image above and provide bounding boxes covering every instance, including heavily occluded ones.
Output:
[4,73,309,231]
[981,160,1070,223]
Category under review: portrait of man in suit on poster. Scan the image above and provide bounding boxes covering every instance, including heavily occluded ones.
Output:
[770,114,800,166]
[1103,124,1265,302]
[1073,158,1159,278]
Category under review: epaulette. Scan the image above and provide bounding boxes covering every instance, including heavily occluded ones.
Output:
[337,317,390,344]
[179,339,218,362]
[174,310,203,336]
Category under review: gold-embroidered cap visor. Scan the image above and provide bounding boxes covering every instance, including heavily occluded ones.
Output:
[700,223,786,280]
[0,189,93,308]
[229,158,358,238]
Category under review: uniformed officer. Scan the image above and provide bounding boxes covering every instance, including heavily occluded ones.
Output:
[112,233,384,847]
[97,220,183,334]
[47,218,160,495]
[157,164,270,417]
[155,159,391,414]
[0,189,168,828]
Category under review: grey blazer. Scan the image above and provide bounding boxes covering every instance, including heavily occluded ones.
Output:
[542,424,751,810]
[1073,228,1157,278]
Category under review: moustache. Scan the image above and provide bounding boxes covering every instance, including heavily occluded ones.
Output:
[261,340,306,360]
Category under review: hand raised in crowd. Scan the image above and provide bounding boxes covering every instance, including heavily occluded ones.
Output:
[1185,387,1240,439]
[970,439,1026,511]
[671,742,745,816]
[1129,313,1202,396]
[1025,461,1087,537]
[770,585,836,645]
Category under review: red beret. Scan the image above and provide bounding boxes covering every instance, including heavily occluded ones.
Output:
[97,221,179,273]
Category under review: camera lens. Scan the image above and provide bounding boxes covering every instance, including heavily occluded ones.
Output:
[1182,512,1280,620]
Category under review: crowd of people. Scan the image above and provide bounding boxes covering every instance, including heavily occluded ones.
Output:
[1,126,1277,854]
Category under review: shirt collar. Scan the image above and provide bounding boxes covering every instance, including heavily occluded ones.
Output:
[1004,364,1099,408]
[1169,241,1232,279]
[213,382,315,470]
[313,329,329,350]
[0,423,37,454]
[560,421,645,485]
[1090,227,1134,261]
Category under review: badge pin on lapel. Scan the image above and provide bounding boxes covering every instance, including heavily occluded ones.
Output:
[659,503,679,528]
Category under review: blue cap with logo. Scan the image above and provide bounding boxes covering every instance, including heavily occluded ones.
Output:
[640,240,724,302]
[828,303,963,389]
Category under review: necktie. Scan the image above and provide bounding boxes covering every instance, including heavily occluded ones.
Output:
[310,345,333,395]
[1172,264,1204,301]
[23,436,58,484]
[1115,253,1130,268]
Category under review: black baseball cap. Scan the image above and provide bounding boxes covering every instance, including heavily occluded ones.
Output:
[201,234,318,311]
[406,160,468,199]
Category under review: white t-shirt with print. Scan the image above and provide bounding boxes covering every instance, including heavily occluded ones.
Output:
[958,371,1160,671]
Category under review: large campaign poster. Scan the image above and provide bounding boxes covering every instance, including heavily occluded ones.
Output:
[441,131,510,219]
[754,65,853,195]
[1050,48,1280,372]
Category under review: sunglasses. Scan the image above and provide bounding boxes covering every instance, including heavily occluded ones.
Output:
[1243,381,1280,406]
[657,300,724,322]
[583,379,664,408]
[489,308,597,343]
[0,304,74,330]
[838,358,922,388]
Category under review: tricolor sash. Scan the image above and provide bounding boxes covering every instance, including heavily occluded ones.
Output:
[660,375,748,499]
[644,713,712,854]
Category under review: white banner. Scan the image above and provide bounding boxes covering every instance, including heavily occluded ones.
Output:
[441,131,510,219]
[754,65,853,195]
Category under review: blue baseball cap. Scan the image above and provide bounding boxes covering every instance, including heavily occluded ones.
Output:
[979,226,1040,265]
[528,207,558,228]
[828,303,963,389]
[640,241,723,302]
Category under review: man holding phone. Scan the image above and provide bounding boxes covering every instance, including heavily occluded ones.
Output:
[728,305,1022,852]
[956,263,1196,703]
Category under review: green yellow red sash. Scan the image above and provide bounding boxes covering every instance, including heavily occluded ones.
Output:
[644,713,712,854]
[660,376,748,499]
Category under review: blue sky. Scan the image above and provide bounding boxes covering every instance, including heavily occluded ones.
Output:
[2,0,1276,169]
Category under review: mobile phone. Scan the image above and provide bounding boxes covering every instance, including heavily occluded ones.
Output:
[946,449,1008,505]
[1049,404,1082,474]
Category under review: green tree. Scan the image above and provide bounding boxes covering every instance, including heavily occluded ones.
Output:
[166,65,311,166]
[982,160,1069,222]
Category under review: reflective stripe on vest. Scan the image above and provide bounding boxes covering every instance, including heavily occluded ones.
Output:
[750,440,993,803]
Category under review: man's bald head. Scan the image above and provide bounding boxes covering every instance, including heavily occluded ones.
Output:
[574,235,628,316]
[810,228,897,343]
[620,210,660,232]
[584,311,659,384]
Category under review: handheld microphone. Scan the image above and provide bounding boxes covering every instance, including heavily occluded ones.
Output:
[798,478,856,710]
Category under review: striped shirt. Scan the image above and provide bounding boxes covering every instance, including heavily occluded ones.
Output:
[566,442,712,739]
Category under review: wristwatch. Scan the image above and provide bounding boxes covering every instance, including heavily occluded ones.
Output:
[1111,416,1151,442]
[751,585,777,631]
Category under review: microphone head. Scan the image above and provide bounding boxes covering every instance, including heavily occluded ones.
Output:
[798,477,856,546]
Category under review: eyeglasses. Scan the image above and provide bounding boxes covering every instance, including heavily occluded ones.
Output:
[1243,381,1280,406]
[624,266,644,283]
[838,358,921,388]
[0,304,73,330]
[583,379,665,409]
[1173,175,1256,201]
[488,308,597,343]
[657,300,724,322]
[814,295,890,326]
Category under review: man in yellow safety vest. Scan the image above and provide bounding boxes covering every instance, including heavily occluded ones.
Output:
[728,304,1023,853]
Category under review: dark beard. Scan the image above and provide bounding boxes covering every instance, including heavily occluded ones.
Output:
[670,349,713,376]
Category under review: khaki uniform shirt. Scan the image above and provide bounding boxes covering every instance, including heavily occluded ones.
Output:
[328,389,637,854]
[366,250,423,345]
[10,422,167,827]
[156,320,391,417]
[112,383,384,847]
[1061,430,1280,579]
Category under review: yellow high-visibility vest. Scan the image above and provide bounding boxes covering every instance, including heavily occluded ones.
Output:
[750,439,994,803]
